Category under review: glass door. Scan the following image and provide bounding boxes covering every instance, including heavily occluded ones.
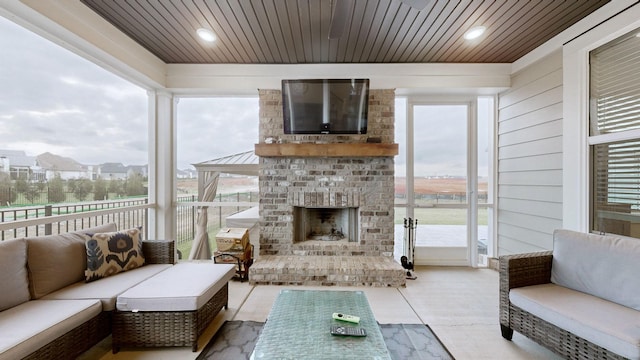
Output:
[410,102,473,265]
[394,97,494,267]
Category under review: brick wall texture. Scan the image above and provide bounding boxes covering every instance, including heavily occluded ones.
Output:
[258,88,396,257]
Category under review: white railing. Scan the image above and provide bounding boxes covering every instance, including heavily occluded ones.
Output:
[0,200,151,240]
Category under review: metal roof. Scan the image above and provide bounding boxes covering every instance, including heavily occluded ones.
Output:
[193,150,258,176]
[1,149,36,168]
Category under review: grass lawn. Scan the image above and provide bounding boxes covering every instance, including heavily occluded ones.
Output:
[177,229,220,260]
[395,207,488,225]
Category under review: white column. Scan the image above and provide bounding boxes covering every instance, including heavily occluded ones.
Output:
[147,90,177,241]
[467,100,478,267]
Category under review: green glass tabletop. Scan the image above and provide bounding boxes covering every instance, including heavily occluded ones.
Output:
[251,289,391,360]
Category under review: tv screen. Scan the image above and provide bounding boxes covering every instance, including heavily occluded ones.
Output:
[282,79,369,134]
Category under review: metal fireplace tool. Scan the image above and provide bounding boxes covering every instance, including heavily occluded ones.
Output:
[401,217,418,280]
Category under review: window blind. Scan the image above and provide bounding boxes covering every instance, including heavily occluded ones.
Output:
[590,30,640,136]
[593,140,640,207]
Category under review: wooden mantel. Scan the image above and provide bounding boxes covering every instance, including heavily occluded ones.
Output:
[255,143,399,157]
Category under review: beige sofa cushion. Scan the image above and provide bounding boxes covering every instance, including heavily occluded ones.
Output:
[0,239,30,311]
[551,229,640,311]
[42,264,172,311]
[26,223,117,299]
[511,283,640,360]
[0,299,101,360]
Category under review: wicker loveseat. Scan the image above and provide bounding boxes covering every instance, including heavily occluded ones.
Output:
[499,229,640,360]
[0,223,175,360]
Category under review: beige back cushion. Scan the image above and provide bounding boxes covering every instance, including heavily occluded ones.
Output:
[0,239,30,310]
[26,223,117,299]
[551,229,640,311]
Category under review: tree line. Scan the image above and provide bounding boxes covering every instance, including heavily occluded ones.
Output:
[0,172,147,206]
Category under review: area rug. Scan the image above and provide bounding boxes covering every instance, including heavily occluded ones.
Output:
[197,320,454,360]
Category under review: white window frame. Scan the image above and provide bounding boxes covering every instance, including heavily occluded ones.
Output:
[563,5,640,231]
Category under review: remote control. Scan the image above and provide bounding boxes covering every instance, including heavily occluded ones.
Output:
[330,326,367,337]
[332,312,360,323]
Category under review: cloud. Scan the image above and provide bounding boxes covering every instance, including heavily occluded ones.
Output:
[0,16,262,171]
[177,97,259,167]
[0,16,151,166]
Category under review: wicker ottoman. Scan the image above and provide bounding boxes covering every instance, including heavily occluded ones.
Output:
[111,262,236,353]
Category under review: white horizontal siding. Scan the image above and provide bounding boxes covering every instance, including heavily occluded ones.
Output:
[499,120,562,147]
[497,50,563,256]
[499,154,561,172]
[499,170,562,186]
[498,234,546,255]
[510,50,562,88]
[499,86,562,120]
[498,211,563,234]
[498,198,562,219]
[499,185,562,202]
[499,136,562,159]
[499,68,563,109]
[499,103,562,134]
[498,224,555,254]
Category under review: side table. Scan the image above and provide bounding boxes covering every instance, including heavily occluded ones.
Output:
[213,244,253,281]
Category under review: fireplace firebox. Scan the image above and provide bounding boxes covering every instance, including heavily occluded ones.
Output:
[293,207,359,243]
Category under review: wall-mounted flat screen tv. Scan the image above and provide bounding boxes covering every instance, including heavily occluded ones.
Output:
[282,79,369,134]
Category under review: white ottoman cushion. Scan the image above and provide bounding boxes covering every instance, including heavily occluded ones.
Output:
[116,262,235,312]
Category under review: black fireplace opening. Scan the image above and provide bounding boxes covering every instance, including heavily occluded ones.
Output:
[293,206,359,243]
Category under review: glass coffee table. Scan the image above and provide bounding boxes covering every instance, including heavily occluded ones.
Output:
[251,289,391,359]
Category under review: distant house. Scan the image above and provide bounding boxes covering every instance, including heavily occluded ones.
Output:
[36,152,92,180]
[98,163,148,180]
[0,149,43,180]
[98,162,128,180]
[127,165,148,178]
[177,168,196,179]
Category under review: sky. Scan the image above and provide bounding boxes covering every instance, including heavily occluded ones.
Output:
[0,14,489,177]
[0,16,258,171]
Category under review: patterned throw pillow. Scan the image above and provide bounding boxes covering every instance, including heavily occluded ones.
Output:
[85,227,145,282]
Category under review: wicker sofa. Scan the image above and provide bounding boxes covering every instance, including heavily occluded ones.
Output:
[0,223,175,360]
[499,229,640,360]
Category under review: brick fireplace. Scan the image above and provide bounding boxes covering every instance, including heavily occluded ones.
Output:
[249,89,406,287]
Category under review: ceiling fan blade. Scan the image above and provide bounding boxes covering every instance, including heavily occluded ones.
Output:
[399,0,431,11]
[328,0,353,40]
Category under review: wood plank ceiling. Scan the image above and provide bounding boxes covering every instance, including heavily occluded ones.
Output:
[80,0,610,64]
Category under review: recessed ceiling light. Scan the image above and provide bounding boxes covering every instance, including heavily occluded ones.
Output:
[464,26,486,40]
[197,28,216,42]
